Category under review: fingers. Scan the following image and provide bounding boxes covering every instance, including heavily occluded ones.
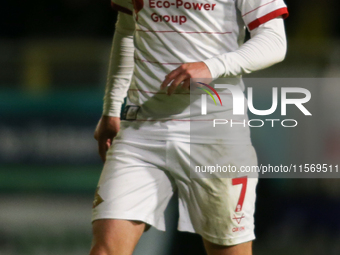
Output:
[106,139,112,149]
[94,116,120,162]
[98,138,107,162]
[166,73,188,95]
[160,62,213,94]
[160,68,181,90]
[98,138,112,163]
[181,79,191,91]
[161,65,191,95]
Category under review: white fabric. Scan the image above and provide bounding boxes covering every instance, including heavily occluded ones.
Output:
[237,0,287,28]
[103,13,135,117]
[92,138,258,245]
[103,0,288,143]
[203,17,287,78]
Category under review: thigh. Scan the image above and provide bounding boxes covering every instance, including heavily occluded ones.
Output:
[92,139,176,231]
[90,219,146,255]
[203,239,253,255]
[171,142,258,246]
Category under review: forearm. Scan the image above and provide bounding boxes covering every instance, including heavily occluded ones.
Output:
[203,17,287,78]
[103,12,135,117]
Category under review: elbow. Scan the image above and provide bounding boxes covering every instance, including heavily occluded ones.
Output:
[278,42,287,63]
[274,49,286,65]
[275,29,288,64]
[271,38,287,65]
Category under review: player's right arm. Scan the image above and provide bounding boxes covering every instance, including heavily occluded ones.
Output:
[94,11,135,162]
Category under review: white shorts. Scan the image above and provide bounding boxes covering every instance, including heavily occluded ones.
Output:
[92,138,258,246]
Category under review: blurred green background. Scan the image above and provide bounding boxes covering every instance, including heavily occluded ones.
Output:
[1,0,340,254]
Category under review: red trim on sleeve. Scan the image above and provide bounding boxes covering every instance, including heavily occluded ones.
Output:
[111,2,133,15]
[248,7,289,31]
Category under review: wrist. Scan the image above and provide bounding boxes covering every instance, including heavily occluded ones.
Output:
[203,57,226,79]
[102,115,120,121]
[103,101,122,117]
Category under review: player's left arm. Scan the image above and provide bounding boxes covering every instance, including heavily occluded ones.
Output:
[161,17,287,95]
[203,17,287,78]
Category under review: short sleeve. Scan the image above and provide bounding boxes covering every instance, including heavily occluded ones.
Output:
[237,0,289,31]
[111,0,134,15]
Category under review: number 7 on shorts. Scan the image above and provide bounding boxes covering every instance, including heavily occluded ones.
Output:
[232,176,248,212]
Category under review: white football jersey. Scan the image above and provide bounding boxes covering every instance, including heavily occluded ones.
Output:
[111,0,288,144]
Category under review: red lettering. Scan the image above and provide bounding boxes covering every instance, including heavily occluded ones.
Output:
[179,15,187,25]
[151,12,159,22]
[164,1,170,8]
[150,13,187,25]
[149,0,155,8]
[184,2,191,9]
[152,1,217,11]
[192,3,203,10]
[232,226,245,232]
[163,15,170,22]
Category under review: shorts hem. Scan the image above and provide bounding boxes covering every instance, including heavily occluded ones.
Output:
[199,232,256,246]
[92,211,166,231]
[177,220,195,233]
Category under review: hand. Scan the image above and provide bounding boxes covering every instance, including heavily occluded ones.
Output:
[160,62,212,95]
[94,116,120,162]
